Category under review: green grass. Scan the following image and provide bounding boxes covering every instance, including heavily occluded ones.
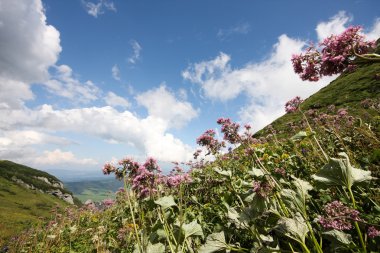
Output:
[65,179,123,202]
[0,177,68,246]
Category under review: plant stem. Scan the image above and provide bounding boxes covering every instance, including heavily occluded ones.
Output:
[124,176,143,253]
[348,186,367,253]
[305,221,323,253]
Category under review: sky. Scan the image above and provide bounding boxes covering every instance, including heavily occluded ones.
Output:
[0,0,379,181]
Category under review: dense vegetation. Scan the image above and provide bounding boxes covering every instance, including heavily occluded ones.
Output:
[2,30,380,253]
[4,58,379,252]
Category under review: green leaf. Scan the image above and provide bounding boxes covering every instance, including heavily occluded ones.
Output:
[249,168,265,177]
[182,220,204,239]
[275,213,309,243]
[198,231,227,253]
[290,131,308,141]
[312,152,373,189]
[282,176,313,214]
[323,230,352,245]
[146,243,165,253]
[154,195,177,210]
[226,205,249,228]
[213,167,232,177]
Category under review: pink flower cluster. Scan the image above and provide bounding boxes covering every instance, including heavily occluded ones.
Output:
[103,157,193,198]
[292,26,376,81]
[367,226,380,238]
[285,96,303,113]
[164,166,192,188]
[318,201,361,231]
[217,118,241,144]
[252,180,274,198]
[196,129,225,155]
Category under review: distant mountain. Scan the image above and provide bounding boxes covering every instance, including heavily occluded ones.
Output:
[0,160,80,245]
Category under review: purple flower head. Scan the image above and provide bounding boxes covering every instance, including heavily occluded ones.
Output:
[318,201,360,231]
[217,118,241,144]
[337,108,348,117]
[367,226,380,238]
[102,198,115,207]
[102,163,116,175]
[292,26,376,81]
[143,157,161,173]
[196,129,225,155]
[285,96,304,113]
[252,180,273,198]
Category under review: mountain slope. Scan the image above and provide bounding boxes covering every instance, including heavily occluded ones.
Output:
[0,160,80,245]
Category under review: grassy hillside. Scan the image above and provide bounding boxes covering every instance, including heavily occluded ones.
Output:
[4,48,380,252]
[0,177,69,246]
[0,161,81,246]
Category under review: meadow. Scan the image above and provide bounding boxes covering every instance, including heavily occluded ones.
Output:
[3,27,380,253]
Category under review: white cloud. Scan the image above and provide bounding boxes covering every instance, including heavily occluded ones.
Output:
[316,11,352,41]
[366,18,380,41]
[104,92,130,108]
[0,0,61,108]
[44,65,100,103]
[128,40,142,64]
[183,35,334,131]
[34,149,98,166]
[217,22,250,40]
[83,0,116,18]
[0,105,195,162]
[111,64,121,80]
[136,85,199,129]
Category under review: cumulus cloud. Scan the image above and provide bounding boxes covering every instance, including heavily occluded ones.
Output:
[83,0,116,18]
[316,11,352,41]
[34,149,98,166]
[104,92,130,108]
[44,65,100,103]
[183,35,334,131]
[136,85,199,129]
[0,0,61,108]
[0,105,195,162]
[111,64,121,80]
[217,22,250,40]
[316,11,379,41]
[128,40,142,64]
[366,18,380,41]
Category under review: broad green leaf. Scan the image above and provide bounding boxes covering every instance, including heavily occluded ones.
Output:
[146,242,165,253]
[290,131,307,141]
[154,195,177,210]
[182,220,204,239]
[249,168,265,177]
[198,231,227,253]
[282,176,313,214]
[226,206,248,228]
[312,152,373,189]
[213,167,232,177]
[323,230,352,245]
[275,213,309,243]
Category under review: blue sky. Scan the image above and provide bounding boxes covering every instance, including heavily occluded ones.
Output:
[0,0,379,181]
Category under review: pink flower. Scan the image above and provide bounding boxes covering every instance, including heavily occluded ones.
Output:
[102,163,115,175]
[285,96,304,113]
[217,118,241,144]
[292,26,376,81]
[102,198,115,207]
[367,226,380,238]
[318,201,360,231]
